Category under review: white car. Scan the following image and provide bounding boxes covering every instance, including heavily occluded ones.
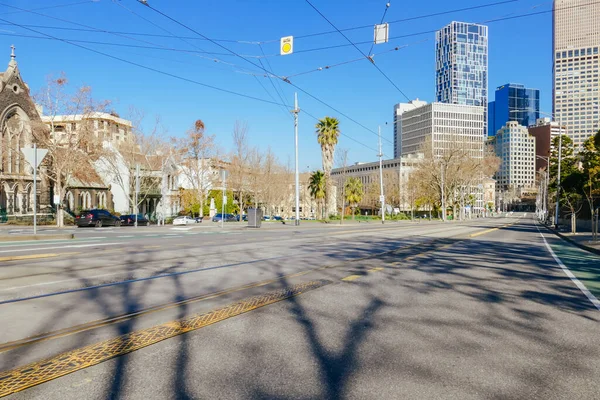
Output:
[172,216,196,225]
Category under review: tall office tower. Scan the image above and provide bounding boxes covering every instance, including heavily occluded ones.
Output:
[393,99,427,158]
[553,0,600,152]
[436,22,488,108]
[489,83,540,137]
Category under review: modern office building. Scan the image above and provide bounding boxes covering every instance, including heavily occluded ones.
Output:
[436,22,488,108]
[393,99,427,158]
[553,0,600,152]
[491,121,536,191]
[396,102,485,158]
[528,117,565,171]
[488,83,540,137]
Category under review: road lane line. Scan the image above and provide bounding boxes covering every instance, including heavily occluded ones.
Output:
[342,275,361,281]
[117,235,134,238]
[0,253,80,262]
[0,242,119,254]
[536,224,600,311]
[368,267,384,272]
[0,280,331,397]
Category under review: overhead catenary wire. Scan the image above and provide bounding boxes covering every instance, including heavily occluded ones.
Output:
[0,0,95,16]
[112,0,293,120]
[0,17,287,107]
[261,0,519,43]
[136,0,395,146]
[276,0,597,56]
[305,0,411,102]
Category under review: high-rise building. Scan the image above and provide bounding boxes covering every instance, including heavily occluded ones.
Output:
[393,99,427,158]
[396,102,485,159]
[436,22,488,108]
[528,117,565,171]
[488,83,540,137]
[553,0,600,152]
[491,121,536,191]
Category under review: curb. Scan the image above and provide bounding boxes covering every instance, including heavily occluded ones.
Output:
[542,225,600,256]
[0,233,74,242]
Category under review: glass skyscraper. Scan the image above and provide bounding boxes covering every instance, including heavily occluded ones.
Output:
[436,22,488,107]
[488,83,540,136]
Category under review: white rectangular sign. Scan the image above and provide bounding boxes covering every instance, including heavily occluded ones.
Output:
[374,23,389,45]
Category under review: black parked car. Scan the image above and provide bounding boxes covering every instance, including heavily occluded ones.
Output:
[76,209,121,228]
[120,214,150,226]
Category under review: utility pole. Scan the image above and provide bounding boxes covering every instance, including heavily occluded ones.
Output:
[220,169,227,229]
[398,156,402,217]
[135,164,140,227]
[292,93,300,226]
[555,120,562,228]
[378,125,385,224]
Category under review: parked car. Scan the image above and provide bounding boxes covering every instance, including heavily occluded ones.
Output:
[194,217,203,223]
[212,213,237,222]
[272,216,283,221]
[76,209,121,228]
[120,214,150,226]
[173,216,197,225]
[263,215,271,221]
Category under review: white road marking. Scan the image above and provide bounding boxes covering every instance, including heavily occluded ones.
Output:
[0,242,120,254]
[536,224,600,311]
[117,235,134,238]
[86,237,107,239]
[0,270,128,292]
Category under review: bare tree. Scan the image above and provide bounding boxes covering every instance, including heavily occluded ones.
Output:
[33,73,108,226]
[229,121,250,218]
[96,109,169,216]
[174,119,217,218]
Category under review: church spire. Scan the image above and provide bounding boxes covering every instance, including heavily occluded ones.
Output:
[8,44,16,67]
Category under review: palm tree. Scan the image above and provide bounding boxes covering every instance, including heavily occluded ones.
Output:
[344,177,363,220]
[315,116,340,218]
[308,170,326,219]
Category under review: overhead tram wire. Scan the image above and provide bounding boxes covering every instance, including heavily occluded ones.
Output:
[261,0,519,43]
[258,43,294,113]
[276,0,599,56]
[0,17,288,107]
[0,23,387,156]
[304,0,412,102]
[0,0,95,16]
[136,0,395,146]
[112,0,292,119]
[0,0,267,77]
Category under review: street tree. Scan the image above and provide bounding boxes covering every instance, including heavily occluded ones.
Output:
[33,74,109,227]
[344,177,363,220]
[580,131,600,225]
[175,119,217,218]
[308,170,326,220]
[315,116,340,218]
[229,121,250,218]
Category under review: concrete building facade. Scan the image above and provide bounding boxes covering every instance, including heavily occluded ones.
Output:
[492,121,536,191]
[41,112,133,146]
[396,102,485,159]
[393,99,427,158]
[553,0,600,152]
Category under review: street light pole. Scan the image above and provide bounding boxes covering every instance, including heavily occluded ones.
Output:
[378,125,385,224]
[292,93,300,226]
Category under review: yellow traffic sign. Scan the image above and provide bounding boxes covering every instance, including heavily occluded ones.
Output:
[280,36,293,55]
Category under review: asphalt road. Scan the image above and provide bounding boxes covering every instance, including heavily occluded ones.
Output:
[1,215,599,399]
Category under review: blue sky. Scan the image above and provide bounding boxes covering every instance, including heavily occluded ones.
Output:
[2,0,553,170]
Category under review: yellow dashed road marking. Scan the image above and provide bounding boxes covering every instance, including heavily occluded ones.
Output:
[342,275,362,281]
